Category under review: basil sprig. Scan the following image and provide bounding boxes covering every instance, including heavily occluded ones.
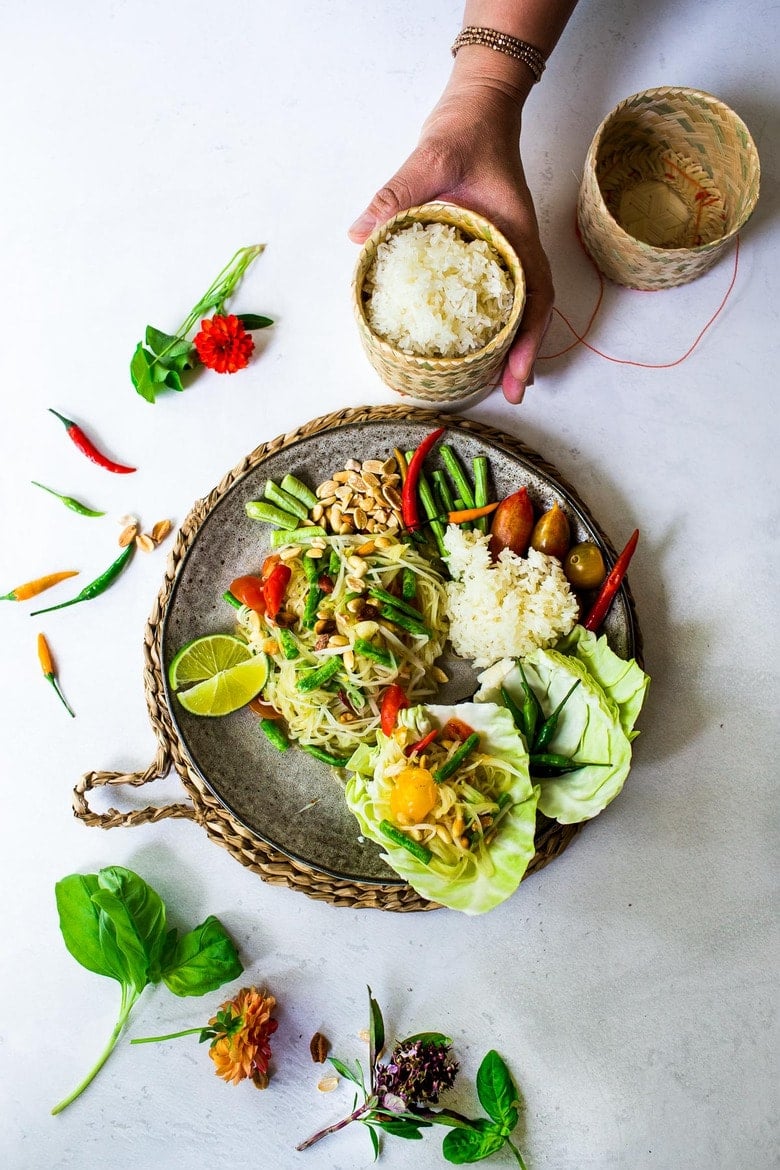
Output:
[442,1050,527,1167]
[52,866,242,1114]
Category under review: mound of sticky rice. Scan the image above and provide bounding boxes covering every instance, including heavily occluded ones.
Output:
[364,222,513,357]
[444,526,579,668]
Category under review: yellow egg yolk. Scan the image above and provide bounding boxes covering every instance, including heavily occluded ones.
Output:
[389,766,438,824]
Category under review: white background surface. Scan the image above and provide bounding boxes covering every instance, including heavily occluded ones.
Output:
[0,2,777,1168]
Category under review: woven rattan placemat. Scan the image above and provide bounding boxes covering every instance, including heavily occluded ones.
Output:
[73,405,642,911]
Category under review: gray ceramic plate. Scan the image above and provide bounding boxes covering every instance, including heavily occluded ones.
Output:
[161,415,637,886]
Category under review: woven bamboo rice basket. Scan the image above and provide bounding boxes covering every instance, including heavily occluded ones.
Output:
[352,202,526,405]
[577,86,760,290]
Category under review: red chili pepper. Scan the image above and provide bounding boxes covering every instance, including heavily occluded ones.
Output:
[401,427,446,532]
[48,409,136,474]
[405,728,439,757]
[583,529,640,632]
[229,575,267,612]
[380,683,409,735]
[441,717,475,742]
[264,563,291,620]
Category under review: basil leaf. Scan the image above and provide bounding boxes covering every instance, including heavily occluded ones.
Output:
[93,866,168,987]
[375,1119,425,1139]
[237,313,273,330]
[161,915,242,997]
[368,1124,379,1160]
[55,874,125,982]
[476,1051,519,1128]
[130,343,158,403]
[398,1031,452,1047]
[368,987,385,1071]
[329,1056,362,1086]
[145,325,193,358]
[442,1121,505,1164]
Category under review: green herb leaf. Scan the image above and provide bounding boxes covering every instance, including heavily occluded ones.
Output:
[442,1120,506,1164]
[368,986,385,1075]
[145,325,193,358]
[163,368,184,392]
[237,313,273,329]
[54,874,125,983]
[161,915,242,997]
[398,1031,452,1047]
[375,1118,426,1139]
[91,867,167,989]
[368,1124,380,1160]
[475,1051,519,1129]
[329,1056,362,1086]
[130,343,158,403]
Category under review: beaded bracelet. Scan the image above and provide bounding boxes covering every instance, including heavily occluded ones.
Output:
[451,26,547,83]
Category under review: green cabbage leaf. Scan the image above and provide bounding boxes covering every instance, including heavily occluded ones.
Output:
[344,703,539,915]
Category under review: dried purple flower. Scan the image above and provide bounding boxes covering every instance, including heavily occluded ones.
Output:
[375,1039,459,1110]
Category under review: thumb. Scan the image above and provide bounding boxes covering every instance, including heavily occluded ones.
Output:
[348,145,452,242]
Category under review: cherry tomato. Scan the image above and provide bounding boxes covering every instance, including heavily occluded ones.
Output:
[380,684,409,736]
[389,766,438,824]
[263,563,291,620]
[530,502,571,560]
[564,542,607,590]
[441,717,475,742]
[260,554,281,582]
[229,575,266,612]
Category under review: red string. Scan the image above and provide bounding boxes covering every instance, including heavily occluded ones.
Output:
[538,234,741,369]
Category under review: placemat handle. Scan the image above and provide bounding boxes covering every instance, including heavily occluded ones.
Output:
[73,743,198,828]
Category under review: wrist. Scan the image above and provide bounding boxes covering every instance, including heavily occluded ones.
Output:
[448,47,534,114]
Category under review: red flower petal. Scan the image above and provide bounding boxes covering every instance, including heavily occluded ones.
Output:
[194,314,254,374]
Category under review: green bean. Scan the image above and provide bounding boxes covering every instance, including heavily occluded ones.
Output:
[379,604,431,639]
[328,547,341,577]
[263,479,310,521]
[301,744,351,768]
[401,566,417,601]
[433,732,481,783]
[533,680,581,752]
[31,480,105,517]
[354,638,394,668]
[439,445,475,508]
[472,456,490,533]
[431,469,456,514]
[367,586,423,621]
[269,525,327,548]
[302,585,323,628]
[260,719,289,751]
[301,551,320,582]
[379,819,432,864]
[406,452,447,555]
[30,544,134,615]
[223,590,241,610]
[277,627,299,659]
[280,473,319,511]
[245,500,299,530]
[296,656,342,692]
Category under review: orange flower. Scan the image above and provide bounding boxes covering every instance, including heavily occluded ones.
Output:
[208,987,278,1089]
[193,314,254,374]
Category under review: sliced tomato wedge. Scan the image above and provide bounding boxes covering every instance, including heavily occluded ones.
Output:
[380,683,409,736]
[229,575,266,612]
[441,717,475,742]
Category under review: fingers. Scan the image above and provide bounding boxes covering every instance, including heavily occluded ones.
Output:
[348,143,453,243]
[502,259,554,405]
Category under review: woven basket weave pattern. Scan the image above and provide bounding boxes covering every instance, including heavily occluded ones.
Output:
[577,87,760,290]
[352,203,526,403]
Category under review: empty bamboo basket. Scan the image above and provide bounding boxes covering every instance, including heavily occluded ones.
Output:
[577,87,760,290]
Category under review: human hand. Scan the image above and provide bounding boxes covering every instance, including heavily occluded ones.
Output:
[349,80,554,404]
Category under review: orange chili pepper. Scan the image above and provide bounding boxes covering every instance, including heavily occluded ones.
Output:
[37,632,75,717]
[2,570,79,602]
[447,501,500,525]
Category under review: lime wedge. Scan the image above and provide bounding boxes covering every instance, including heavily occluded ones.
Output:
[169,634,251,689]
[174,653,270,717]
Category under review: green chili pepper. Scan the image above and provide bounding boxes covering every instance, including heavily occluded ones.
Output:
[401,566,417,601]
[301,744,351,768]
[30,544,134,615]
[296,656,342,692]
[379,819,432,864]
[223,590,241,610]
[533,680,581,752]
[517,660,543,746]
[260,719,289,751]
[31,480,105,517]
[354,638,394,669]
[529,752,609,777]
[433,732,481,783]
[277,627,299,660]
[500,685,529,740]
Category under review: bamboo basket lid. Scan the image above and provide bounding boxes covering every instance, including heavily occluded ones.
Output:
[577,87,760,290]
